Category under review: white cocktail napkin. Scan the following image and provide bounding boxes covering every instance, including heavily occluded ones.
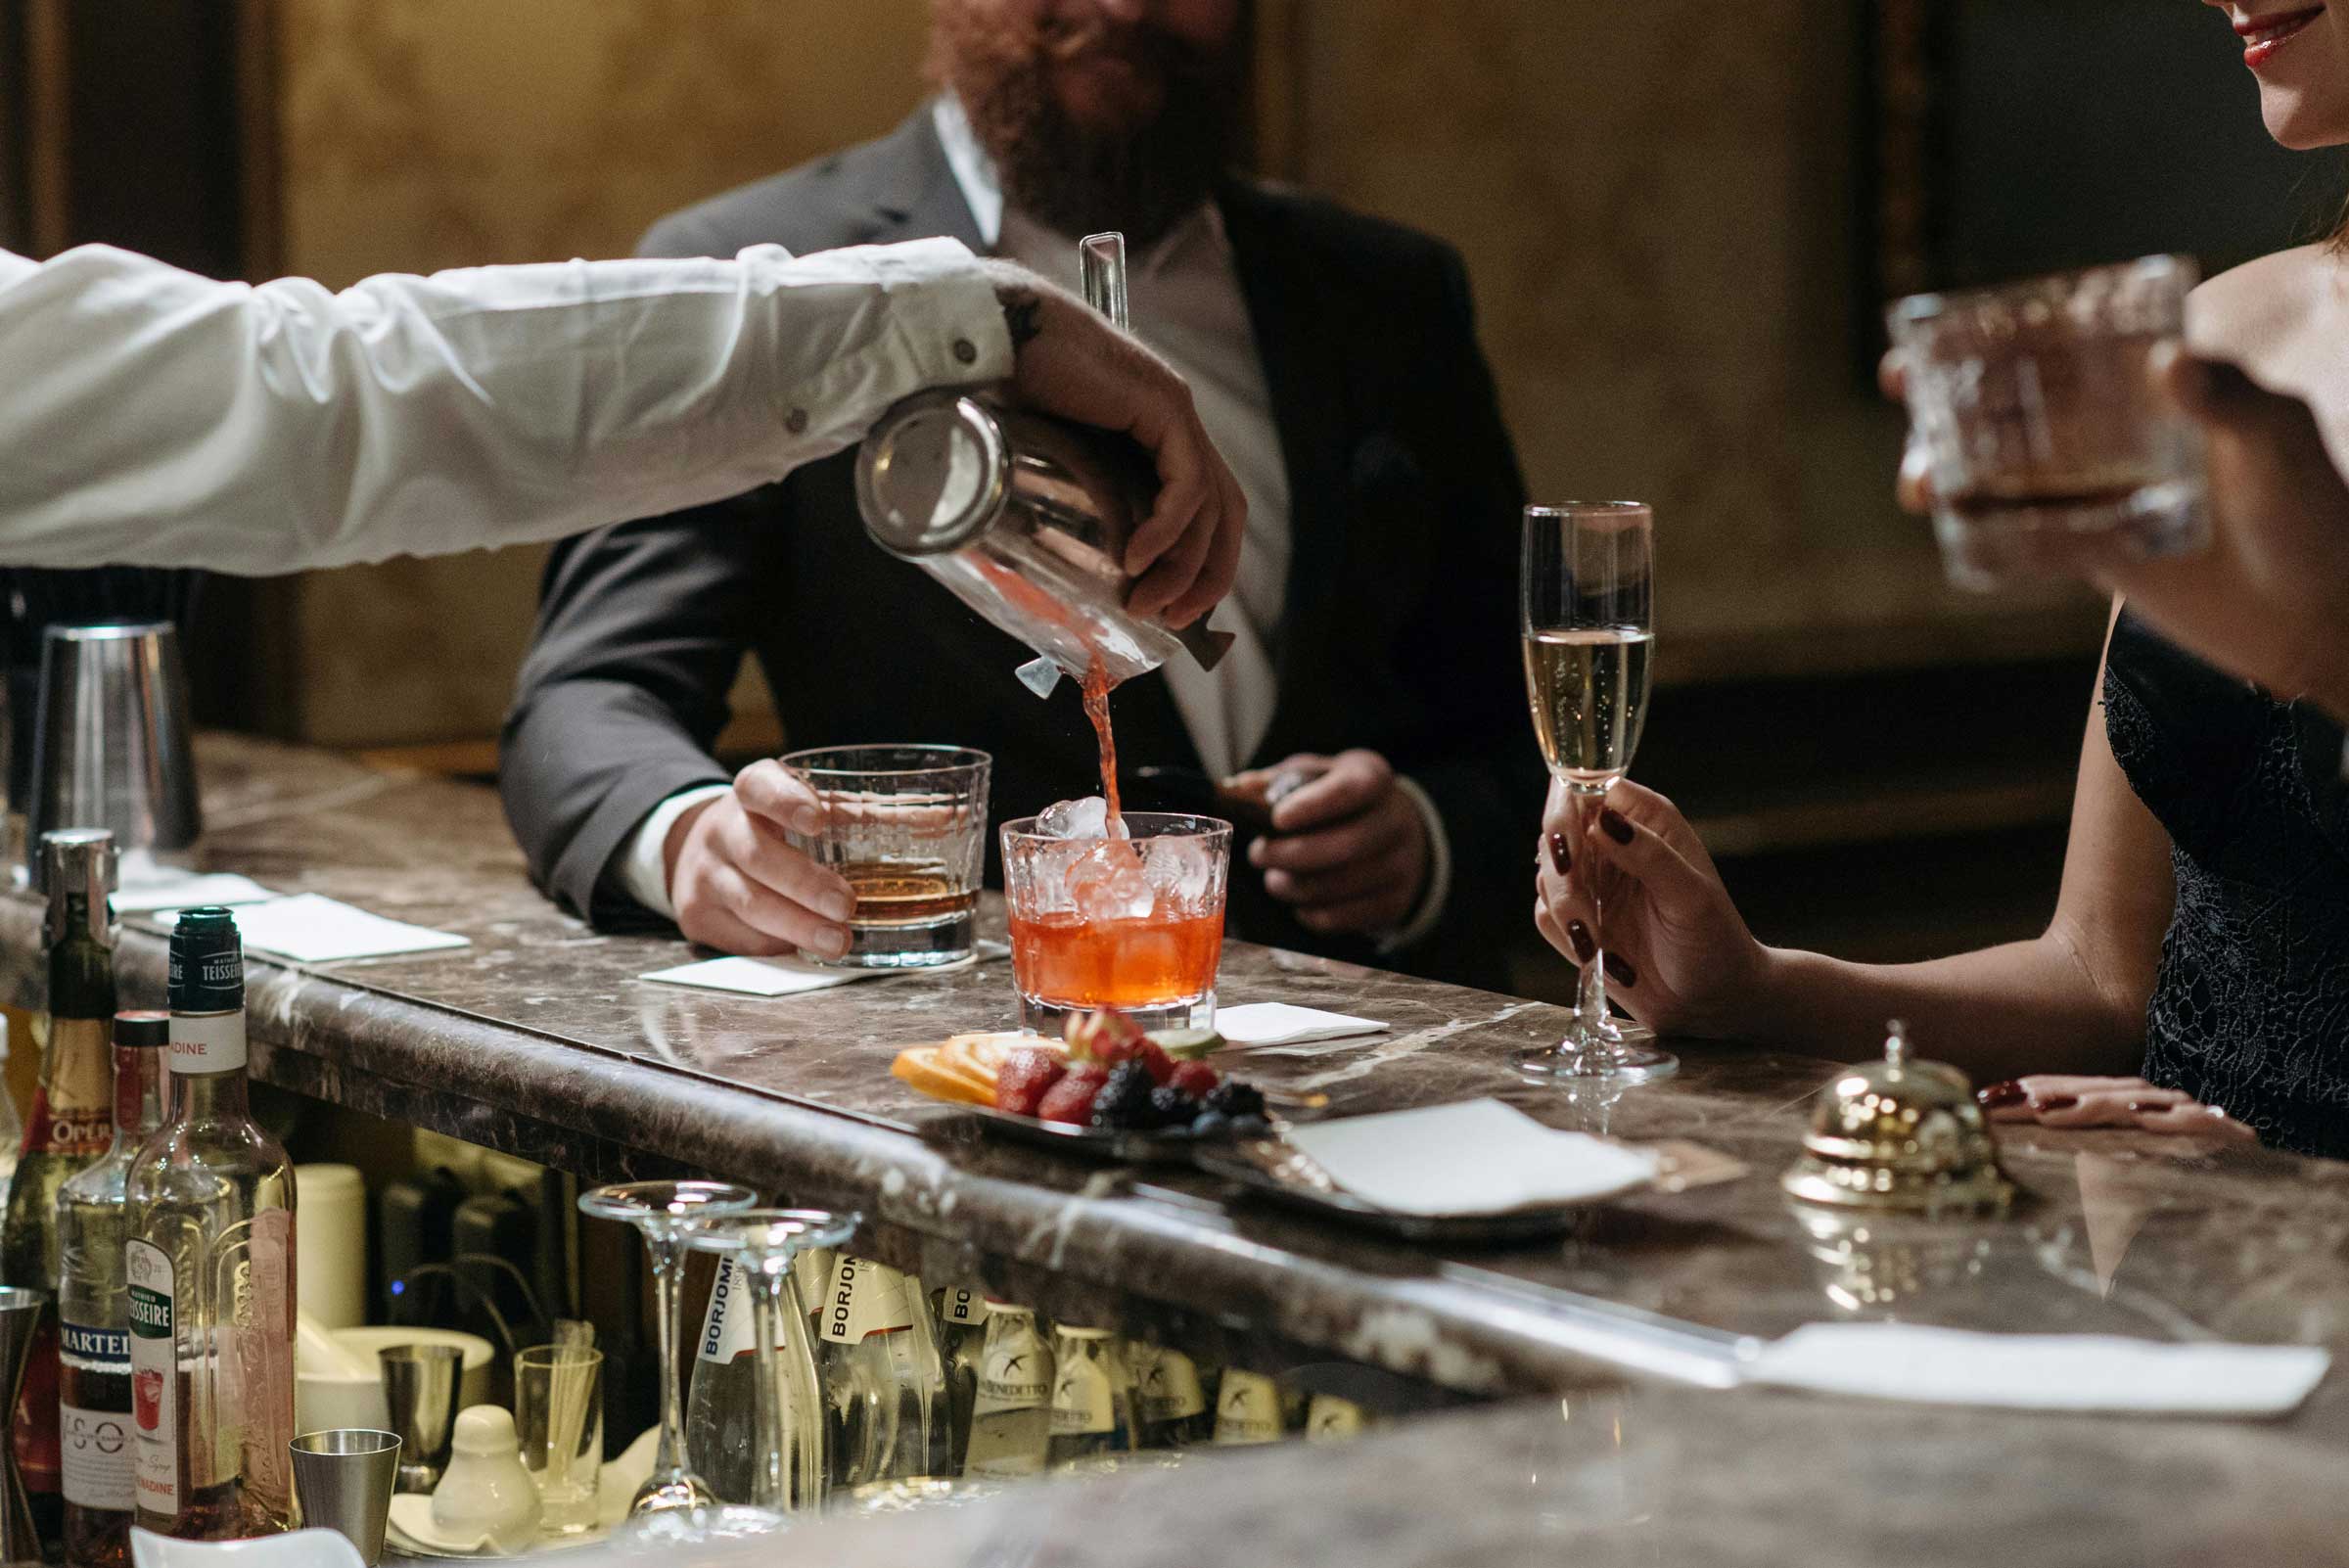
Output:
[642,942,1007,997]
[1746,1323,2329,1416]
[147,893,470,963]
[1216,1002,1388,1046]
[1280,1099,1659,1216]
[114,871,278,912]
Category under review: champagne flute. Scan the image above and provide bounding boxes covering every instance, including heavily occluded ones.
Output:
[1519,502,1678,1084]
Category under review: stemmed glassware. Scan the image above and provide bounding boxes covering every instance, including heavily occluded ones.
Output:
[1518,502,1678,1084]
[575,1179,759,1526]
[679,1208,860,1522]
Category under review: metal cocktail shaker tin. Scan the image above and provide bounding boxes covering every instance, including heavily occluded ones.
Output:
[854,228,1230,689]
[853,393,1233,686]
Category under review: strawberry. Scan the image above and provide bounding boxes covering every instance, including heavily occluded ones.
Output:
[1036,1065,1111,1127]
[1137,1041,1178,1085]
[1066,1009,1147,1067]
[994,1048,1068,1118]
[1169,1059,1220,1098]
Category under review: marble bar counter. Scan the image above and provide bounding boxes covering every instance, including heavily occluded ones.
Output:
[3,735,2347,1559]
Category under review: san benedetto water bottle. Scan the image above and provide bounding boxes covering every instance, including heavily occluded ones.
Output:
[126,909,297,1539]
[960,1302,1051,1479]
[685,1254,826,1510]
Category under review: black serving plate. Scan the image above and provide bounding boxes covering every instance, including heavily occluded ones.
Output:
[929,1103,1239,1164]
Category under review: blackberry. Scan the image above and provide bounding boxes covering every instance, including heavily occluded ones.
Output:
[1203,1081,1267,1120]
[1149,1084,1201,1129]
[1090,1060,1160,1130]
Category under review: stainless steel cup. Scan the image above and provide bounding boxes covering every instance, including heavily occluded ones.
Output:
[26,623,200,883]
[376,1345,462,1494]
[289,1429,401,1566]
[0,1287,44,1568]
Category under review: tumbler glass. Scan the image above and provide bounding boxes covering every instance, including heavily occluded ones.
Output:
[514,1347,603,1537]
[1001,811,1230,1036]
[780,746,990,969]
[1887,254,2210,590]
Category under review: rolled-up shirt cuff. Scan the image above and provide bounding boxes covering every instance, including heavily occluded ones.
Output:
[1376,775,1452,954]
[618,783,733,922]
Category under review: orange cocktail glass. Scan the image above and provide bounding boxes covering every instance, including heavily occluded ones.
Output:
[1000,812,1232,1036]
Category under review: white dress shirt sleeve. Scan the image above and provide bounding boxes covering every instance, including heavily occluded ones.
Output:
[617,782,734,921]
[1376,775,1453,953]
[0,238,1009,572]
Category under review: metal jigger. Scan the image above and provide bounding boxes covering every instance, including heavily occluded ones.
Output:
[0,1287,48,1568]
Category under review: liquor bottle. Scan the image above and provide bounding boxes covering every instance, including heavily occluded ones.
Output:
[126,909,297,1539]
[1044,1324,1137,1469]
[3,830,120,1557]
[931,1284,987,1474]
[1129,1342,1215,1449]
[1211,1366,1287,1446]
[684,1254,825,1510]
[811,1257,945,1489]
[57,1010,168,1568]
[959,1302,1050,1480]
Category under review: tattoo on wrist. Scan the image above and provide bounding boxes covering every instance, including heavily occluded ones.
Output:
[996,285,1043,349]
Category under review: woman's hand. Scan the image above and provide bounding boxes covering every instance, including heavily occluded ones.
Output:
[1976,1074,2258,1141]
[1533,778,1774,1038]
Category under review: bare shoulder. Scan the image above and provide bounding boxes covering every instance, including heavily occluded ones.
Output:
[2188,245,2331,370]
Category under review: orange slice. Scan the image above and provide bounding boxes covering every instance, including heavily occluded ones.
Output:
[891,1046,992,1107]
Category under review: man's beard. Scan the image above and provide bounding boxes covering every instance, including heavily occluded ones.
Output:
[931,5,1241,250]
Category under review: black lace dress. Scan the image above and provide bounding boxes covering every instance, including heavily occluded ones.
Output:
[2101,612,2349,1157]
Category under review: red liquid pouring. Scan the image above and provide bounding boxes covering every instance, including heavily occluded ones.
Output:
[1082,656,1122,830]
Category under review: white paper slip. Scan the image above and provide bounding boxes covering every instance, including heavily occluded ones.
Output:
[1216,1003,1388,1046]
[152,894,470,963]
[114,872,277,912]
[1280,1099,1659,1217]
[643,942,1008,997]
[1746,1324,2330,1417]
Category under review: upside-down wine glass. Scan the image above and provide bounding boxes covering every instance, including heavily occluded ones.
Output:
[1518,502,1678,1084]
[575,1179,759,1528]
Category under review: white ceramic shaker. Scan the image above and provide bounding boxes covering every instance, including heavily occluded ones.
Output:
[431,1405,545,1552]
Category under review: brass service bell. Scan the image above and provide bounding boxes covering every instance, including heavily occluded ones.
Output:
[1780,1021,2013,1214]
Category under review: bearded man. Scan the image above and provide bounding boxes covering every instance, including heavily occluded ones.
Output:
[499,0,1539,989]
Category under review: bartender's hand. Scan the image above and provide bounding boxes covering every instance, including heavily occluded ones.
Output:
[664,761,855,959]
[1241,751,1429,937]
[1535,778,1771,1038]
[983,261,1244,628]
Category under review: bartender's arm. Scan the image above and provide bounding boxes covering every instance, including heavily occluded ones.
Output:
[0,241,1238,617]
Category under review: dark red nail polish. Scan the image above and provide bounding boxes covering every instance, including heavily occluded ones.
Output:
[1568,920,1595,963]
[1604,953,1637,988]
[1976,1080,2027,1110]
[1548,832,1572,875]
[1601,807,1635,846]
[2126,1100,2168,1114]
[2036,1095,2079,1112]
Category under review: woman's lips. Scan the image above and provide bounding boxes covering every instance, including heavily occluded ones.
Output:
[2241,6,2326,69]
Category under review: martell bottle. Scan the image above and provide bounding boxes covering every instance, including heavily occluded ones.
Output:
[57,1011,168,1568]
[126,909,297,1539]
[2,829,121,1558]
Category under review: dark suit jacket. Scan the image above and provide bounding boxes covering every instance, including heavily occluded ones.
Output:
[498,107,1540,990]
